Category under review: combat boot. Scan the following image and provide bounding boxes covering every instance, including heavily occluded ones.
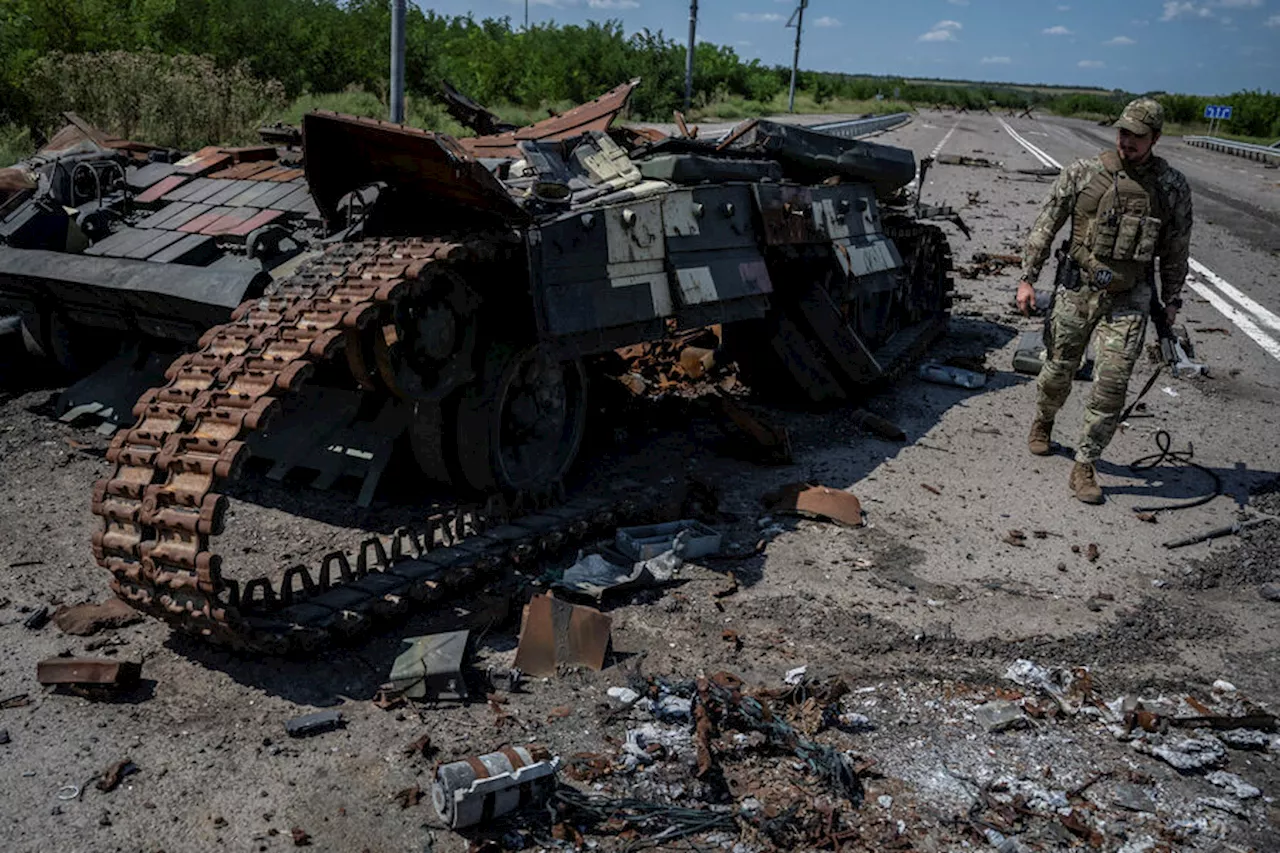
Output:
[1069,462,1104,505]
[1027,419,1053,456]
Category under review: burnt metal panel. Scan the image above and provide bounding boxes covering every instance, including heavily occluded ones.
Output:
[180,179,233,205]
[0,247,266,340]
[302,111,525,226]
[137,201,191,230]
[203,179,257,207]
[126,161,178,192]
[459,79,638,160]
[155,203,213,231]
[226,181,279,208]
[135,174,187,205]
[84,227,156,258]
[164,177,216,203]
[247,183,297,210]
[147,233,217,265]
[123,229,187,260]
[725,119,916,192]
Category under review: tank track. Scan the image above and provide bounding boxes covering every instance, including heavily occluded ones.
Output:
[90,238,633,654]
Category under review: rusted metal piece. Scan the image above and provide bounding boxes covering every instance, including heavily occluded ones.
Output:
[458,79,639,160]
[393,783,424,808]
[767,483,864,527]
[302,113,525,226]
[712,394,792,464]
[513,592,611,676]
[53,598,142,636]
[851,409,905,442]
[37,658,141,687]
[0,693,31,710]
[96,759,138,792]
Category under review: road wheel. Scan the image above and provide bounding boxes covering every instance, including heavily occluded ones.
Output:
[449,344,588,495]
[19,309,117,376]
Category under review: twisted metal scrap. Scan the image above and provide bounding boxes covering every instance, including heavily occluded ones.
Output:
[654,672,865,805]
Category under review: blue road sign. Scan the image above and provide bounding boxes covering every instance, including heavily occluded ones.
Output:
[1204,105,1233,120]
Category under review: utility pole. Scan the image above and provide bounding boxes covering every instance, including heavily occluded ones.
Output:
[525,0,529,31]
[390,0,405,123]
[684,0,698,111]
[786,0,807,113]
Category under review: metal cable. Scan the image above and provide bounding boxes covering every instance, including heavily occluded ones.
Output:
[1128,428,1222,512]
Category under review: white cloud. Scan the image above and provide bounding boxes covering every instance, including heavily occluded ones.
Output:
[1104,36,1136,45]
[1161,2,1214,20]
[1215,0,1260,7]
[947,0,970,5]
[918,20,962,42]
[981,56,1012,64]
[814,16,841,27]
[1043,25,1073,35]
[1267,13,1280,25]
[1078,59,1106,68]
[587,0,637,7]
[734,12,783,22]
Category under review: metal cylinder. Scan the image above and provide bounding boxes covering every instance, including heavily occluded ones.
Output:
[432,745,559,829]
[390,0,406,124]
[684,0,698,111]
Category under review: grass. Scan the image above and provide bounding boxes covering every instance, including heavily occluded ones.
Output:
[0,123,34,167]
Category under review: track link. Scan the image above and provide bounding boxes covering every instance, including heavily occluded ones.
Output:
[89,238,630,654]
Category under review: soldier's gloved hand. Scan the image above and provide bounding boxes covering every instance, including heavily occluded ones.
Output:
[1016,280,1037,316]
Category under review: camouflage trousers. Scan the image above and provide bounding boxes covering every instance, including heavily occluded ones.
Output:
[1035,281,1150,463]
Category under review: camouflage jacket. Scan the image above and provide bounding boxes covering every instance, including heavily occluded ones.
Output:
[1019,152,1193,303]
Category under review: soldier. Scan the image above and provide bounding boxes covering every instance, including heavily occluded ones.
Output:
[1014,98,1192,504]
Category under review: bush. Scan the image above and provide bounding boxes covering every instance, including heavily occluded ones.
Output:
[26,51,287,149]
[0,123,33,167]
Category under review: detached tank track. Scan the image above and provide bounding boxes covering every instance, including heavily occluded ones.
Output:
[90,237,633,654]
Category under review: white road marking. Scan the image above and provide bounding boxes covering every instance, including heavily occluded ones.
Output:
[998,118,1060,169]
[1186,277,1280,362]
[909,121,960,195]
[1188,258,1280,335]
[930,122,958,159]
[998,118,1280,363]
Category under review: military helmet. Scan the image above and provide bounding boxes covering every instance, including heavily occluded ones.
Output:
[1114,98,1164,137]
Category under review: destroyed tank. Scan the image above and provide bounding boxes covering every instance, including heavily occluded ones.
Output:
[0,82,954,651]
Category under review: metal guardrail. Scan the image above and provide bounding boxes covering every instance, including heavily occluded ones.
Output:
[811,112,912,139]
[1184,135,1280,164]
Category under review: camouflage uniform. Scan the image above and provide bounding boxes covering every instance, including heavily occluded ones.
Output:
[1019,104,1192,464]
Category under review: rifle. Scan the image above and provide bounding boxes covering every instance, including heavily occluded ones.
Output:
[1120,293,1205,421]
[1149,293,1204,379]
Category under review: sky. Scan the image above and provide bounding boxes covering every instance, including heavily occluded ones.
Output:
[415,1,1279,95]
